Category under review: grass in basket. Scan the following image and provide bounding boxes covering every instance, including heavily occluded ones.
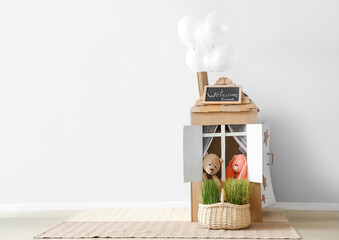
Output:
[200,180,220,204]
[223,179,252,205]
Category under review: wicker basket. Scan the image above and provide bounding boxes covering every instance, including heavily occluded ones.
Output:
[198,189,251,230]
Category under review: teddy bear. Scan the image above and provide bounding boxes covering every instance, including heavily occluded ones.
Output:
[203,152,223,182]
[226,154,247,180]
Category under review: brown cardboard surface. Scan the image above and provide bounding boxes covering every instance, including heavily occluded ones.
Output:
[206,105,221,112]
[244,102,257,109]
[191,109,258,126]
[195,98,203,106]
[191,101,257,113]
[190,182,201,222]
[219,105,242,112]
[196,96,249,106]
[197,72,208,97]
[192,103,257,113]
[216,77,233,85]
[242,96,251,104]
[198,106,209,113]
[250,183,263,222]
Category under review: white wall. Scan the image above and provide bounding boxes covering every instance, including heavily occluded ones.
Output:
[0,0,338,206]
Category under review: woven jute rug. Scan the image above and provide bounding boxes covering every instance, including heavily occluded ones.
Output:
[35,208,301,239]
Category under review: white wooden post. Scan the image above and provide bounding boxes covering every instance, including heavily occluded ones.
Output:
[247,124,263,183]
[221,125,226,180]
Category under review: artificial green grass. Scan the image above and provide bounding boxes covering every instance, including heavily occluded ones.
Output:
[200,179,252,205]
[223,179,252,205]
[200,180,220,204]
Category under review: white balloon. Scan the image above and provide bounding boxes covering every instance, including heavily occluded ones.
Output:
[185,47,210,72]
[178,15,203,47]
[209,45,234,72]
[196,41,214,54]
[203,12,229,47]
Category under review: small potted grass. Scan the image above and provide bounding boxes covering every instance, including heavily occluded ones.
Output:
[198,179,252,230]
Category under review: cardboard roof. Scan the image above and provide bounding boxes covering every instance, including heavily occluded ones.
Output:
[191,77,258,113]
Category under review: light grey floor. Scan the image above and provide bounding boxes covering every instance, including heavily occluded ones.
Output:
[0,210,79,240]
[1,210,339,240]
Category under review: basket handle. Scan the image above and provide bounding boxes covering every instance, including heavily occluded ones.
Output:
[220,188,225,203]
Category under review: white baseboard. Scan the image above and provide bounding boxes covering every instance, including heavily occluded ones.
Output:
[0,201,191,212]
[270,202,339,210]
[1,201,339,212]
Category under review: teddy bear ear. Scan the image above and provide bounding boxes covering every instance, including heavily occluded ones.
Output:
[204,152,209,158]
[219,158,224,164]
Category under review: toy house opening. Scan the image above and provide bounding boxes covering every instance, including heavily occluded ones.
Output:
[203,124,247,180]
[184,123,262,184]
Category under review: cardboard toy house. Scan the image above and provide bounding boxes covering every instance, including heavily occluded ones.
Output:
[183,73,275,222]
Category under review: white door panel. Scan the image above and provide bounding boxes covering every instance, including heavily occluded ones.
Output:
[261,121,276,207]
[183,125,203,182]
[247,124,263,183]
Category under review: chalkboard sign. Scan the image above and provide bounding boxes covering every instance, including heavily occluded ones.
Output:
[203,85,242,104]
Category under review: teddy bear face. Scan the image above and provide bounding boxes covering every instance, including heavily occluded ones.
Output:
[231,157,246,173]
[203,153,222,176]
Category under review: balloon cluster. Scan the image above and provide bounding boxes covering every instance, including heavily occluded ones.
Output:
[177,12,234,73]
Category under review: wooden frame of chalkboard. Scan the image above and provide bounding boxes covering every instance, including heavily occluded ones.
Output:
[202,85,242,104]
